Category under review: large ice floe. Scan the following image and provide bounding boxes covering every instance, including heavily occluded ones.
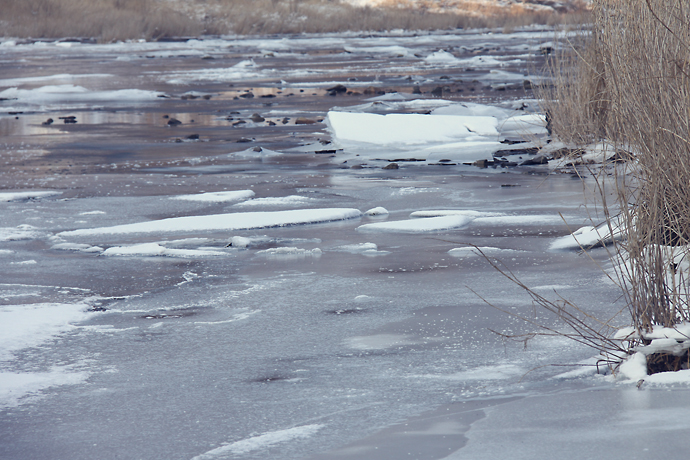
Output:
[58,208,362,237]
[325,99,548,163]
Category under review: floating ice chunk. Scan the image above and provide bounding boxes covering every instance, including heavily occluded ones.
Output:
[0,302,95,361]
[51,243,103,253]
[500,113,548,136]
[102,243,226,258]
[58,208,362,237]
[331,242,389,256]
[357,215,472,233]
[425,50,460,64]
[410,210,504,218]
[326,111,498,146]
[191,424,323,459]
[448,246,521,258]
[0,191,61,202]
[365,207,389,216]
[228,236,252,248]
[0,73,112,87]
[255,247,322,259]
[78,211,106,216]
[550,221,622,250]
[0,225,43,242]
[166,59,257,84]
[0,85,166,104]
[171,190,255,203]
[233,195,317,208]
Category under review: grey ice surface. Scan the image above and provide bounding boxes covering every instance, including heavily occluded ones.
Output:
[2,27,689,460]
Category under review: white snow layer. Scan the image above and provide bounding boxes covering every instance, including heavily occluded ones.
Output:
[58,208,362,237]
[192,424,324,459]
[0,302,94,361]
[171,190,255,202]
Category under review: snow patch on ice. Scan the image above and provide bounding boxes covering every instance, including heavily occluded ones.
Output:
[192,424,324,459]
[0,225,44,242]
[0,302,95,361]
[415,364,524,381]
[364,206,389,216]
[0,368,90,408]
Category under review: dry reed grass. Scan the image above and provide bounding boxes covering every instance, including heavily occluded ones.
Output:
[535,0,690,372]
[0,0,589,41]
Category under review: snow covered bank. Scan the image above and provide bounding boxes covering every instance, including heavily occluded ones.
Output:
[58,208,362,237]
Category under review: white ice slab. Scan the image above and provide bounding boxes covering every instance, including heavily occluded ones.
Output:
[171,190,255,203]
[357,215,473,233]
[0,85,165,104]
[102,243,227,258]
[326,111,498,146]
[59,208,362,237]
[0,191,61,202]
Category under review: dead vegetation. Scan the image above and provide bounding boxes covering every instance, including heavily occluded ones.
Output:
[0,0,589,41]
[532,0,690,375]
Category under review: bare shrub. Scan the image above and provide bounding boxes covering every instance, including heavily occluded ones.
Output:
[535,0,690,372]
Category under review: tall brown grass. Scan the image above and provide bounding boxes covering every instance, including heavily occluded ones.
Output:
[540,0,690,338]
[0,0,589,41]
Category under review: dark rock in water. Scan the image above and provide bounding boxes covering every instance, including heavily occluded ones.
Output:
[295,117,317,125]
[187,134,199,140]
[181,94,198,100]
[167,118,182,126]
[202,94,212,100]
[412,86,422,94]
[326,84,347,96]
[89,306,107,312]
[431,86,446,97]
[237,138,253,143]
[42,118,54,126]
[239,92,254,99]
[253,146,263,152]
[60,115,77,124]
[282,117,290,124]
[493,147,540,157]
[232,120,246,127]
[540,45,554,55]
[351,164,363,169]
[520,155,548,165]
[250,113,265,123]
[315,149,337,154]
[162,115,169,119]
[175,138,183,143]
[267,121,276,126]
[383,163,399,170]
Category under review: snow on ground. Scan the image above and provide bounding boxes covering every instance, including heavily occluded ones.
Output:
[170,190,255,203]
[0,191,61,202]
[192,424,324,459]
[58,208,362,237]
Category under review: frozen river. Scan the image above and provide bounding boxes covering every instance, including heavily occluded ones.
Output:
[2,28,690,459]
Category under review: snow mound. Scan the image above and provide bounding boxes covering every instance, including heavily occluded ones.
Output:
[58,208,362,237]
[365,207,389,216]
[551,221,622,250]
[171,190,255,203]
[357,215,472,233]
